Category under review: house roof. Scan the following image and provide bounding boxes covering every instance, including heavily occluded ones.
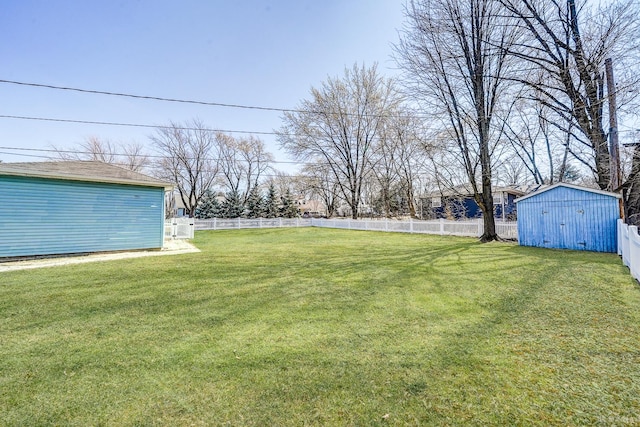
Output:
[426,184,528,198]
[0,161,174,189]
[514,182,621,203]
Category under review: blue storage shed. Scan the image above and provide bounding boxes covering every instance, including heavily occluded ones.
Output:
[515,183,621,253]
[0,161,173,258]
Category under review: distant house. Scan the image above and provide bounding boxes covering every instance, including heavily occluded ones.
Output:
[297,197,327,218]
[167,192,190,218]
[171,193,189,217]
[0,161,173,258]
[425,185,528,220]
[516,183,621,252]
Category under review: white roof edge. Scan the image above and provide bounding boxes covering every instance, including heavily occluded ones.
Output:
[515,182,621,203]
[0,167,174,190]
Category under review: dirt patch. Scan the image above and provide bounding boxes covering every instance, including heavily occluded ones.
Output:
[0,240,200,272]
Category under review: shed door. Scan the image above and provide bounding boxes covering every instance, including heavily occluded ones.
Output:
[541,203,587,250]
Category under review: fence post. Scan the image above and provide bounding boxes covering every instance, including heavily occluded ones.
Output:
[410,218,414,233]
[478,218,483,237]
[622,222,630,267]
[439,218,444,235]
[630,226,639,279]
[617,219,623,256]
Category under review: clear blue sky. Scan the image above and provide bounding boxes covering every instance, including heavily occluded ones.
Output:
[0,1,406,172]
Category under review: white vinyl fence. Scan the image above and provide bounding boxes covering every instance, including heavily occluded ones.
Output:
[164,217,195,239]
[195,217,312,230]
[617,219,640,280]
[311,218,518,239]
[496,222,519,240]
[175,217,518,240]
[311,218,479,235]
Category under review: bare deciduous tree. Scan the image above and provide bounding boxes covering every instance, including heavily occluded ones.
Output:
[151,119,219,217]
[499,95,568,185]
[52,136,150,172]
[300,161,340,218]
[278,63,402,219]
[396,0,519,241]
[372,107,429,217]
[370,126,400,217]
[387,111,430,218]
[119,141,151,173]
[498,0,640,191]
[217,134,273,205]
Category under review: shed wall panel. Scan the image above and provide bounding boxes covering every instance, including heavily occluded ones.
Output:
[0,176,165,257]
[517,186,619,252]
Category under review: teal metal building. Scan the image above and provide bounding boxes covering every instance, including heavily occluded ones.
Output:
[0,161,172,258]
[515,183,621,253]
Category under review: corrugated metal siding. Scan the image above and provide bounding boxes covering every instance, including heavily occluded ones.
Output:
[0,176,165,257]
[517,186,619,252]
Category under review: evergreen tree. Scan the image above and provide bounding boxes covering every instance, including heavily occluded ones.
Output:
[222,189,244,218]
[279,188,300,218]
[244,186,264,218]
[263,183,279,218]
[194,190,222,219]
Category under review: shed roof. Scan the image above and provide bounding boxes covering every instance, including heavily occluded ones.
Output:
[514,182,621,203]
[0,161,173,189]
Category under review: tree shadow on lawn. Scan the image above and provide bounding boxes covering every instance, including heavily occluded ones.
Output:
[143,234,639,424]
[387,260,561,419]
[298,238,526,295]
[7,231,633,425]
[195,238,577,423]
[395,244,639,424]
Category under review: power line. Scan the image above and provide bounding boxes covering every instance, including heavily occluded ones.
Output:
[0,79,296,114]
[0,150,308,179]
[0,78,413,119]
[0,145,304,165]
[2,112,639,146]
[0,114,279,136]
[2,76,637,124]
[0,78,445,121]
[5,68,638,107]
[0,149,310,177]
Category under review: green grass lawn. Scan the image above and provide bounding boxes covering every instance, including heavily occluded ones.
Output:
[1,228,640,426]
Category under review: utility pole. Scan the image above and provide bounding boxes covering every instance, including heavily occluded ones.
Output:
[605,57,621,191]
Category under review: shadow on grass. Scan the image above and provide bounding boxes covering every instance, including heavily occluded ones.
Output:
[5,228,636,425]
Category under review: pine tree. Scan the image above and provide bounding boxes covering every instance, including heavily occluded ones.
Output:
[245,186,264,218]
[222,189,243,218]
[263,183,279,218]
[194,190,222,219]
[279,188,300,218]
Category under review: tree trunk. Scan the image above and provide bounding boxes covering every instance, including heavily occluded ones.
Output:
[351,192,359,219]
[479,181,498,242]
[593,131,611,190]
[407,190,417,218]
[481,206,498,243]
